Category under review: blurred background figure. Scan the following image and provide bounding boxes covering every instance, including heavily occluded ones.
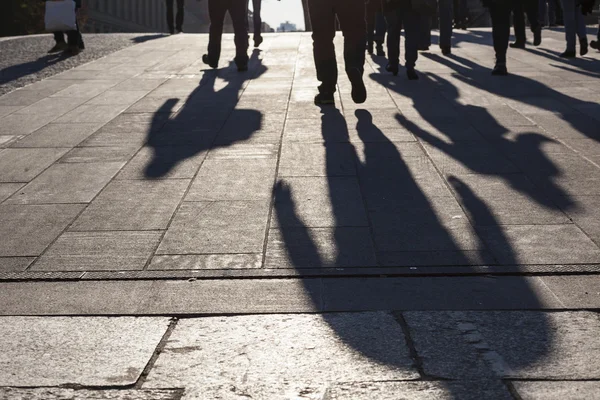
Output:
[558,0,588,57]
[249,0,263,47]
[383,0,420,79]
[366,0,387,56]
[453,0,470,29]
[46,0,84,55]
[539,0,563,27]
[510,0,542,49]
[166,0,185,34]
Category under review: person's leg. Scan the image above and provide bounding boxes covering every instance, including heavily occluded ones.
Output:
[374,10,387,55]
[538,0,548,26]
[384,6,401,73]
[555,0,564,24]
[438,0,454,53]
[418,14,432,50]
[205,0,227,67]
[574,4,588,55]
[165,0,175,34]
[547,0,557,25]
[402,9,419,78]
[308,0,338,100]
[252,0,263,45]
[229,0,250,68]
[366,1,376,54]
[335,0,367,103]
[176,0,185,32]
[512,2,527,46]
[49,32,67,53]
[560,0,576,53]
[489,2,511,73]
[525,0,542,45]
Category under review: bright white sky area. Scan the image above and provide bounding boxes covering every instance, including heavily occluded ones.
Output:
[249,0,306,31]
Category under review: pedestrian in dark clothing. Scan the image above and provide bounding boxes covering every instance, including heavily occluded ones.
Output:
[166,0,185,34]
[202,0,249,71]
[250,0,263,47]
[539,0,562,26]
[510,0,542,49]
[558,0,588,57]
[366,0,387,56]
[481,0,512,75]
[46,0,84,55]
[438,0,454,54]
[383,0,420,79]
[453,0,469,29]
[308,0,367,105]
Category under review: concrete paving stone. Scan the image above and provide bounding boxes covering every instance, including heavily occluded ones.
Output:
[186,158,276,201]
[49,82,119,99]
[422,142,520,175]
[87,90,150,106]
[157,201,270,254]
[0,316,169,386]
[345,109,406,129]
[530,113,600,140]
[0,183,23,202]
[53,104,129,124]
[378,250,496,267]
[117,146,207,180]
[221,111,285,135]
[325,381,512,400]
[206,143,278,160]
[0,135,24,148]
[0,89,57,106]
[403,311,600,379]
[447,174,571,225]
[372,223,482,253]
[0,388,182,400]
[513,381,600,400]
[0,257,35,272]
[94,112,171,134]
[125,96,185,114]
[562,196,600,245]
[6,162,124,204]
[13,97,86,118]
[284,115,350,143]
[112,78,168,92]
[0,203,85,256]
[0,111,60,136]
[478,224,600,265]
[10,123,105,148]
[32,231,163,271]
[0,148,70,182]
[60,146,140,163]
[539,275,600,309]
[71,179,189,231]
[144,127,218,147]
[278,143,357,177]
[265,227,377,268]
[272,177,368,228]
[149,254,262,270]
[563,138,600,159]
[144,313,417,398]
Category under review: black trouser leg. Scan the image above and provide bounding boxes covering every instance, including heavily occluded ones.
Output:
[176,0,185,31]
[490,2,511,63]
[230,0,249,66]
[336,0,366,78]
[66,14,81,47]
[54,32,65,43]
[308,0,338,94]
[207,0,227,63]
[402,9,419,69]
[165,0,175,33]
[252,0,262,38]
[366,1,377,48]
[384,8,401,66]
[525,0,540,32]
[513,3,527,44]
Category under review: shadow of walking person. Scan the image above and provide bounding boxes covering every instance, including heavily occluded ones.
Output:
[273,108,551,397]
[144,50,267,179]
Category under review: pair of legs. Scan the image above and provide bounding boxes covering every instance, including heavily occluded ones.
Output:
[539,0,562,25]
[249,0,263,47]
[559,0,588,56]
[204,0,249,70]
[49,10,83,54]
[438,0,454,54]
[384,4,419,80]
[453,0,469,28]
[308,0,367,104]
[165,0,184,34]
[487,1,512,75]
[511,0,541,48]
[366,0,387,56]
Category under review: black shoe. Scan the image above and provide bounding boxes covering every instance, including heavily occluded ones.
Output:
[406,68,419,80]
[559,50,576,58]
[78,41,85,50]
[533,26,542,46]
[169,29,175,35]
[385,63,399,76]
[418,45,430,51]
[347,67,367,104]
[591,40,599,50]
[510,42,526,49]
[580,38,588,56]
[48,42,68,53]
[491,62,508,76]
[376,43,385,57]
[176,29,183,34]
[65,44,80,56]
[202,54,218,69]
[314,92,335,106]
[441,46,451,55]
[254,35,263,48]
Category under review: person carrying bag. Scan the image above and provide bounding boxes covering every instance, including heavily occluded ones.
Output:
[44,0,84,55]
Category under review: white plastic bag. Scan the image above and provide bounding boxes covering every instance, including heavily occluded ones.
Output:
[45,0,77,32]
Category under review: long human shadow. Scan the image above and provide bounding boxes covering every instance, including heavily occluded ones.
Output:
[0,52,67,87]
[423,53,600,142]
[273,108,550,396]
[144,50,267,178]
[526,47,600,78]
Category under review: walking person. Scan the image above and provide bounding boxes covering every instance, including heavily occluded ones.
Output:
[366,0,387,56]
[308,0,367,105]
[249,0,263,47]
[166,0,185,34]
[481,0,512,75]
[383,0,420,80]
[539,0,561,26]
[438,0,454,55]
[46,0,84,55]
[453,0,469,29]
[558,0,588,57]
[510,0,542,49]
[202,0,249,71]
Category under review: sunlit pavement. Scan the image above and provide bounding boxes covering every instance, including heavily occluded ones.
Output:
[0,30,599,398]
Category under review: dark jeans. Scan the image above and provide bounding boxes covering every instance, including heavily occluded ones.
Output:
[250,0,262,39]
[384,7,419,69]
[166,0,184,33]
[513,0,540,44]
[308,0,366,94]
[489,1,512,62]
[207,0,249,66]
[366,0,387,44]
[53,10,82,47]
[419,14,432,48]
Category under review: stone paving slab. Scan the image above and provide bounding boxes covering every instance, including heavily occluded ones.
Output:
[0,317,169,386]
[512,381,600,400]
[0,389,182,400]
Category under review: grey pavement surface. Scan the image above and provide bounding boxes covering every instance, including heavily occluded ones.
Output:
[1,30,600,398]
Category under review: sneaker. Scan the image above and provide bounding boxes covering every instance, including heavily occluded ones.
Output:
[385,63,399,76]
[347,67,367,104]
[65,45,80,56]
[491,62,508,76]
[376,43,385,57]
[314,92,335,106]
[254,35,263,48]
[406,68,419,80]
[533,26,542,46]
[509,42,526,49]
[591,40,599,50]
[441,46,451,55]
[202,54,218,69]
[559,50,576,58]
[48,42,68,53]
[580,38,588,56]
